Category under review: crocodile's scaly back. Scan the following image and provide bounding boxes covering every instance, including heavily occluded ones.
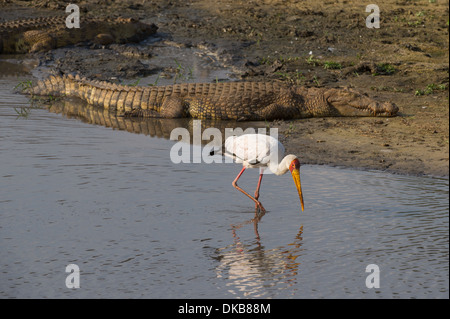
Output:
[29,74,295,120]
[28,74,398,120]
[0,16,157,53]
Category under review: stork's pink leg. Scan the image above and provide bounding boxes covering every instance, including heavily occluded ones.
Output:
[254,171,264,209]
[232,167,266,212]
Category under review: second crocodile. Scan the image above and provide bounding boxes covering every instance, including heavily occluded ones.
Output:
[0,16,157,54]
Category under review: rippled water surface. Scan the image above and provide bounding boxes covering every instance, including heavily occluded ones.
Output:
[0,76,448,298]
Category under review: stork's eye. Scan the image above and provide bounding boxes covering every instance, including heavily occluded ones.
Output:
[291,159,300,170]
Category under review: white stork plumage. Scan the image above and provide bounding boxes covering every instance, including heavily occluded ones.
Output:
[222,133,305,213]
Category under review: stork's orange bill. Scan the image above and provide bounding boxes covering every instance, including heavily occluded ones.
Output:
[291,169,304,212]
[289,159,304,212]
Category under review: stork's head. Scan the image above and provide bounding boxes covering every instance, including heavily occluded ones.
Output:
[287,156,305,212]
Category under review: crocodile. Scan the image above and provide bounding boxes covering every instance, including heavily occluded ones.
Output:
[0,16,157,54]
[27,74,399,120]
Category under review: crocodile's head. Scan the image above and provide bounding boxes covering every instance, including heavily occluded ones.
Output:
[116,18,158,43]
[320,87,399,117]
[135,21,159,38]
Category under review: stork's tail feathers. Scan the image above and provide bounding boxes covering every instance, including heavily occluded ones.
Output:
[209,145,224,156]
[209,139,242,163]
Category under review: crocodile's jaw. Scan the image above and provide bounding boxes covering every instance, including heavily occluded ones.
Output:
[334,101,399,117]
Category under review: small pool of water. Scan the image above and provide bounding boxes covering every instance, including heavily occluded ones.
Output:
[0,75,448,299]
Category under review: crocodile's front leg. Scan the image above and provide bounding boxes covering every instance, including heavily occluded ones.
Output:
[124,96,187,118]
[253,100,304,120]
[160,96,188,117]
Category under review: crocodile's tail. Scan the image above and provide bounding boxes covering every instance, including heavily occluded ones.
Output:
[28,74,147,112]
[29,74,83,98]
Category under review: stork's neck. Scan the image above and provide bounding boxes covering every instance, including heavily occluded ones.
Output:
[268,155,293,176]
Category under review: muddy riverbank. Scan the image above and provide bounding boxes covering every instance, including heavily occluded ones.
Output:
[1,0,448,176]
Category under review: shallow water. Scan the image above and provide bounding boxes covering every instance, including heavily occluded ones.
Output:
[0,75,448,299]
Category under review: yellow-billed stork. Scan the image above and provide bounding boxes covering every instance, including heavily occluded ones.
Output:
[223,133,305,213]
